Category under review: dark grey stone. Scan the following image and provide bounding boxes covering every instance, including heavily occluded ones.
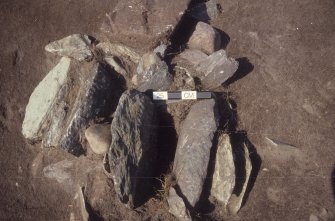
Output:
[173,99,219,207]
[188,0,222,22]
[109,90,157,208]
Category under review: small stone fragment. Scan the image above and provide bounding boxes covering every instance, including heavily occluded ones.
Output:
[179,49,208,66]
[188,22,221,55]
[173,99,219,207]
[211,133,235,207]
[167,187,191,221]
[85,124,112,155]
[101,0,191,50]
[188,0,222,21]
[135,53,173,92]
[45,34,93,61]
[109,90,157,208]
[104,56,127,76]
[22,57,71,141]
[196,50,239,89]
[228,143,252,215]
[153,44,168,58]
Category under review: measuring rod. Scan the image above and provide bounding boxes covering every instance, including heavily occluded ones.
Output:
[152,91,212,100]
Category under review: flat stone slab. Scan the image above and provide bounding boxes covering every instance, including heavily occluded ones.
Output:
[101,0,191,50]
[173,99,219,207]
[109,90,157,208]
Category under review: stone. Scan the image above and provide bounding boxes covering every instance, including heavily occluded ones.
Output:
[104,56,127,76]
[135,53,173,92]
[45,34,93,61]
[109,90,157,208]
[173,99,219,207]
[42,61,117,156]
[22,57,71,141]
[96,42,141,64]
[188,0,222,22]
[211,133,235,207]
[85,124,112,155]
[188,22,221,55]
[153,44,168,58]
[167,187,191,221]
[101,0,191,50]
[227,143,252,215]
[179,49,208,66]
[195,50,239,89]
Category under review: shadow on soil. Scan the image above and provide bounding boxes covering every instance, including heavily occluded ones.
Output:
[332,166,335,202]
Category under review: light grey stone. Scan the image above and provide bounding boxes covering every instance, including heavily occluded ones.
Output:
[104,56,127,76]
[228,143,252,215]
[167,187,191,221]
[154,44,168,58]
[136,53,173,92]
[188,0,222,22]
[109,90,157,208]
[188,22,221,55]
[96,42,141,64]
[179,49,208,66]
[45,34,93,61]
[195,50,239,89]
[22,57,71,141]
[211,133,235,207]
[173,99,219,207]
[101,0,191,50]
[85,124,112,155]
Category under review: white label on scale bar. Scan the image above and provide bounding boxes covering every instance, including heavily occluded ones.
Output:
[181,91,197,100]
[153,91,168,100]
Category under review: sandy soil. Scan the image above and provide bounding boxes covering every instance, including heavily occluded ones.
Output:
[0,0,334,220]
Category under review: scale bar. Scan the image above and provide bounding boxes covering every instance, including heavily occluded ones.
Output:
[152,91,212,100]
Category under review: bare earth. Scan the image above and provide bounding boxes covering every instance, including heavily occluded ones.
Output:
[0,0,335,220]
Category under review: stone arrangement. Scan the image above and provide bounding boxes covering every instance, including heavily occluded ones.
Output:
[22,0,255,220]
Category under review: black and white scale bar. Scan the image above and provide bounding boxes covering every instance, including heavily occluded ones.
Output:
[152,91,212,100]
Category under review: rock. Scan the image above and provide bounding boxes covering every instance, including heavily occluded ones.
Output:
[211,133,235,207]
[85,124,112,155]
[188,0,222,22]
[109,90,157,208]
[154,44,168,58]
[42,61,117,155]
[188,22,221,55]
[96,42,141,64]
[104,56,127,76]
[135,53,173,92]
[179,49,208,66]
[195,50,239,89]
[167,187,191,221]
[227,143,252,215]
[101,0,191,50]
[22,57,71,141]
[173,99,219,207]
[45,34,93,61]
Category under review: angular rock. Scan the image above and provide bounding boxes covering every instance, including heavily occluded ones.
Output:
[228,143,252,215]
[101,0,191,50]
[135,53,173,92]
[173,99,219,207]
[85,124,112,155]
[179,49,208,66]
[45,34,93,61]
[42,61,117,155]
[195,50,239,89]
[188,22,221,55]
[104,56,127,76]
[188,0,222,22]
[167,187,191,221]
[211,133,235,207]
[109,90,157,208]
[96,42,141,64]
[153,44,168,58]
[22,57,71,141]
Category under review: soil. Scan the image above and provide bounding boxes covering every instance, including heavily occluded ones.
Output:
[0,0,335,220]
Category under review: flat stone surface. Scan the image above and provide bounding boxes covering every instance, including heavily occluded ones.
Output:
[173,99,219,207]
[167,187,191,221]
[96,42,141,64]
[179,49,208,66]
[85,124,112,155]
[196,50,239,89]
[188,22,221,55]
[22,57,71,141]
[101,0,191,50]
[109,90,157,208]
[45,34,93,61]
[135,53,173,92]
[211,133,235,206]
